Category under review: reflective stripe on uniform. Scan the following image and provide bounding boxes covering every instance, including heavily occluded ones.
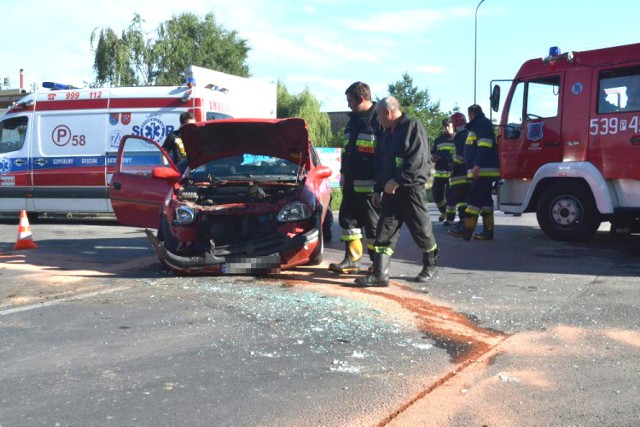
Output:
[434,171,451,178]
[465,205,480,216]
[465,132,478,145]
[355,133,376,154]
[478,137,494,148]
[466,168,500,178]
[449,175,468,186]
[374,246,394,256]
[395,157,403,168]
[353,179,375,193]
[340,228,363,242]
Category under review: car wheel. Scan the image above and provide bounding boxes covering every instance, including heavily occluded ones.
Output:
[536,182,601,242]
[308,228,323,265]
[322,207,333,242]
[158,217,180,253]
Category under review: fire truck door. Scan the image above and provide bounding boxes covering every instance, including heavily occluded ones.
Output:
[500,76,563,180]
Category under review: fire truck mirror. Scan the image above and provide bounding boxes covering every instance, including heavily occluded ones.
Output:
[491,85,501,112]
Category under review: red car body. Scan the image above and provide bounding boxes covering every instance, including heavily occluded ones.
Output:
[109,118,333,275]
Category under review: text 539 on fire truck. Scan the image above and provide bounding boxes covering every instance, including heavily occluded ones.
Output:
[491,43,640,241]
[0,65,276,216]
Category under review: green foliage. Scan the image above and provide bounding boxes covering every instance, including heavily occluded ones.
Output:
[330,189,342,211]
[326,129,345,148]
[277,81,332,147]
[387,73,451,142]
[90,12,250,87]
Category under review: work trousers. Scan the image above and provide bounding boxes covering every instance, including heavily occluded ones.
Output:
[374,186,437,255]
[431,176,449,214]
[466,177,496,216]
[338,189,380,252]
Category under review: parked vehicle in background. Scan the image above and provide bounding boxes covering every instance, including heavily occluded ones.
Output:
[492,43,640,241]
[109,118,333,275]
[0,66,276,217]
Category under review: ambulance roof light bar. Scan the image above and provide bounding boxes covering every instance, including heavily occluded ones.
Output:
[42,82,79,90]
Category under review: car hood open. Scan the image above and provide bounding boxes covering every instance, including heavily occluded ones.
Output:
[179,118,312,170]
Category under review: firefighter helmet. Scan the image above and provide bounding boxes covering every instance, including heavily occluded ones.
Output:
[450,112,467,131]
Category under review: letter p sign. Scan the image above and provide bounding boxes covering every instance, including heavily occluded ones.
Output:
[52,125,72,147]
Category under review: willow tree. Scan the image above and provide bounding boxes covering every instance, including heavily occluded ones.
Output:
[277,81,332,147]
[90,12,250,87]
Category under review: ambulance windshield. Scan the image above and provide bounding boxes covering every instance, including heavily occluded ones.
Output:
[0,116,28,154]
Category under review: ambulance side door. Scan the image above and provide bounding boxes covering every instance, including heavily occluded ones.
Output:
[109,135,180,228]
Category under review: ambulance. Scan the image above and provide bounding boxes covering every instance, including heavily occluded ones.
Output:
[491,43,640,241]
[0,66,276,216]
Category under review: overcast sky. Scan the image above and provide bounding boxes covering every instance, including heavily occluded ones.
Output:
[2,0,638,113]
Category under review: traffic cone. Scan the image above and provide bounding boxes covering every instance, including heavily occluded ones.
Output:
[14,210,37,250]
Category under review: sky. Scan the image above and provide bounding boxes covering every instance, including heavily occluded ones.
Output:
[2,0,639,115]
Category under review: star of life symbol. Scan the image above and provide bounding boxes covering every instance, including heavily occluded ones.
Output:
[141,117,167,142]
[0,157,12,175]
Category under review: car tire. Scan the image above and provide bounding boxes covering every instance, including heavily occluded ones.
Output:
[158,217,180,253]
[536,182,601,242]
[322,207,333,242]
[308,228,323,265]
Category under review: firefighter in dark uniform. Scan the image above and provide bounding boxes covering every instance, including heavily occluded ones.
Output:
[449,104,500,240]
[328,82,382,274]
[446,112,470,226]
[431,118,455,224]
[162,111,195,172]
[352,96,438,287]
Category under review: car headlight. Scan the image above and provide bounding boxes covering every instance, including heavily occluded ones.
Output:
[173,206,196,225]
[277,202,312,222]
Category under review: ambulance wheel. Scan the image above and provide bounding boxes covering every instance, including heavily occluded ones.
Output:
[536,182,601,242]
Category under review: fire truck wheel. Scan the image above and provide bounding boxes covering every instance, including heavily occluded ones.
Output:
[536,182,601,242]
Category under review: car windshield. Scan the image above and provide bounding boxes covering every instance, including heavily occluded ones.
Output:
[190,154,303,182]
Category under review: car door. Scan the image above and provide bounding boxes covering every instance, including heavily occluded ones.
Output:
[109,135,180,228]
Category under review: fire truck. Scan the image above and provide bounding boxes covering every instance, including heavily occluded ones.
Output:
[491,43,640,241]
[0,66,276,216]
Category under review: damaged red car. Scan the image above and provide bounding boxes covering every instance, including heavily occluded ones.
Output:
[109,118,333,275]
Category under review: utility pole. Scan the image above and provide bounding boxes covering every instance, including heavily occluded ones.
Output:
[474,0,485,104]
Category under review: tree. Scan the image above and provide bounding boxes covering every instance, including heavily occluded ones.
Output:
[91,12,250,87]
[277,81,332,147]
[387,73,450,141]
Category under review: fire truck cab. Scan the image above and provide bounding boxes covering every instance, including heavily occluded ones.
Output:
[492,43,640,241]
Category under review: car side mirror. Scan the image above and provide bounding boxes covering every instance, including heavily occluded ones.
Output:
[316,165,333,180]
[152,166,181,179]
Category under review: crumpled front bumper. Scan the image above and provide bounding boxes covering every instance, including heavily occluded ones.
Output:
[145,228,319,275]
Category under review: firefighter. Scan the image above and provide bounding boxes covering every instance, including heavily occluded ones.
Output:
[431,118,455,224]
[163,111,195,172]
[328,82,382,274]
[445,112,470,226]
[449,104,500,240]
[352,96,438,287]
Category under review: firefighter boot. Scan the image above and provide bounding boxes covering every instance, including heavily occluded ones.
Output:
[328,240,362,274]
[352,253,390,287]
[415,249,438,283]
[448,215,478,241]
[474,214,494,240]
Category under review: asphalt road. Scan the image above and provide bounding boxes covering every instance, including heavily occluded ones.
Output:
[1,210,639,426]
